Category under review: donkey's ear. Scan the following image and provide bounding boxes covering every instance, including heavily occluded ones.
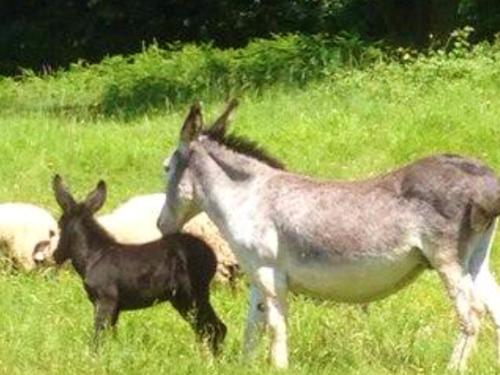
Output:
[180,102,203,144]
[84,180,107,214]
[209,98,239,136]
[53,174,76,212]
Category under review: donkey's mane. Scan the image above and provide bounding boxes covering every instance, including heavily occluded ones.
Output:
[203,128,286,170]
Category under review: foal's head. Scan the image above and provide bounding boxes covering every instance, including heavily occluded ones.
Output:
[52,175,107,264]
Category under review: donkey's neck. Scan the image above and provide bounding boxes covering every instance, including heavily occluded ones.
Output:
[192,140,278,238]
[202,138,276,177]
[70,218,114,278]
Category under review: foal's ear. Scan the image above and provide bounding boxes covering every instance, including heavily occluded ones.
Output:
[84,180,107,214]
[209,98,239,136]
[53,174,76,212]
[180,102,203,144]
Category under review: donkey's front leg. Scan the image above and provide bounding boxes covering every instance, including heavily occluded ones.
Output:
[243,284,266,358]
[255,266,289,369]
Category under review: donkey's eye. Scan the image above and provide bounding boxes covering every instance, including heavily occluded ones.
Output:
[163,152,176,174]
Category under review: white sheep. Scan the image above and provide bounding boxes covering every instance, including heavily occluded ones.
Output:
[97,193,239,282]
[0,202,59,270]
[97,193,165,244]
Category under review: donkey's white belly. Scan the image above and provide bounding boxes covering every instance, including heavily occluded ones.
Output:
[286,247,426,302]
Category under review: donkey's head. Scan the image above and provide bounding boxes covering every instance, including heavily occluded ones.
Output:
[52,175,107,264]
[157,99,238,234]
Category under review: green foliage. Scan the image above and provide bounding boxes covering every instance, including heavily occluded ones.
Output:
[2,0,499,75]
[459,0,500,41]
[0,0,350,75]
[0,34,384,119]
[3,30,500,120]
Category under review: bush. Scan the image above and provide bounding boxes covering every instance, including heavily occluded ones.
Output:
[1,30,499,120]
[0,34,381,118]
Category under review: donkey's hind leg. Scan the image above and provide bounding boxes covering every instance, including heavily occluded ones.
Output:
[475,269,500,361]
[433,258,483,371]
[469,220,500,363]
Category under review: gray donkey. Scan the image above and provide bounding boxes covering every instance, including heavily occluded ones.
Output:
[158,100,500,371]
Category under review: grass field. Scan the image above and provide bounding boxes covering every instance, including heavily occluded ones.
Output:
[1,48,500,374]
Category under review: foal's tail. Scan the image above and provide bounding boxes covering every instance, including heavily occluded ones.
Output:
[168,248,192,300]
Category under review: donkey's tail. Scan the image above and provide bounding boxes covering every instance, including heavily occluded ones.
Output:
[491,176,500,217]
[470,176,500,231]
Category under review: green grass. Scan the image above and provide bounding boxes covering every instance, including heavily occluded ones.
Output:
[1,47,500,374]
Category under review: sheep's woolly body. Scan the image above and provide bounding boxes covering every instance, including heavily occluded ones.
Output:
[97,194,165,244]
[97,193,238,281]
[0,203,59,270]
[183,213,238,282]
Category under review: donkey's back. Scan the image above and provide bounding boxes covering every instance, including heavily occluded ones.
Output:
[393,154,500,230]
[269,153,500,244]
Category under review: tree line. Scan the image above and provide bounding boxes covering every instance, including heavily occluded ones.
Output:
[1,0,498,75]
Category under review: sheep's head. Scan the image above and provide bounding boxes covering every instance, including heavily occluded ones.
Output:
[52,174,106,265]
[32,229,59,266]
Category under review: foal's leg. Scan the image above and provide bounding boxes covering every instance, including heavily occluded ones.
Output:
[193,300,227,354]
[469,220,500,362]
[254,266,288,369]
[170,290,226,355]
[92,296,119,348]
[433,259,483,371]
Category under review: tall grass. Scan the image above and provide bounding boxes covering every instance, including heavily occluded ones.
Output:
[1,36,500,374]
